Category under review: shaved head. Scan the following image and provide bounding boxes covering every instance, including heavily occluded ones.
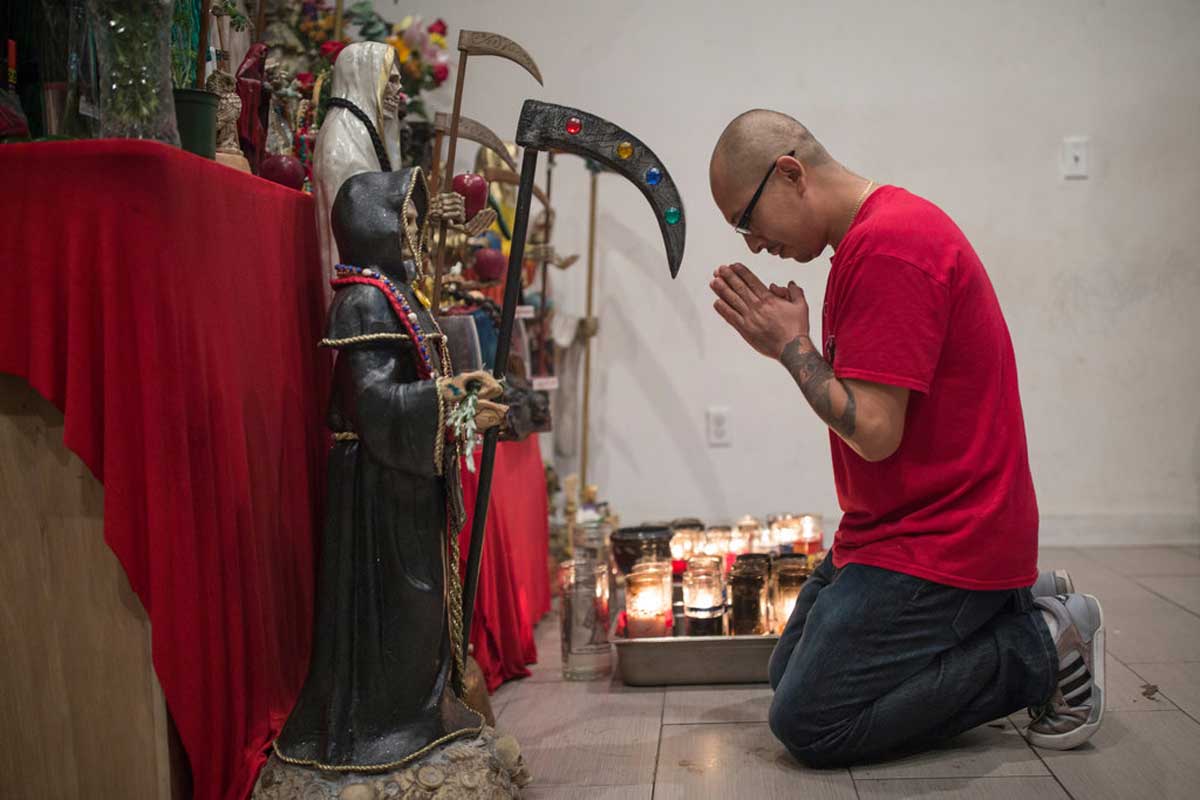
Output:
[710,109,832,196]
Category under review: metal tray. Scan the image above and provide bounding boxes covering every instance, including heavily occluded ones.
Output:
[613,634,779,686]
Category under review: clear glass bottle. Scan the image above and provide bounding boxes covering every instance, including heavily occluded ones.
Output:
[558,558,612,680]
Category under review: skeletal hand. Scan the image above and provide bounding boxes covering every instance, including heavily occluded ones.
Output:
[473,399,509,431]
[429,192,466,225]
[463,207,497,237]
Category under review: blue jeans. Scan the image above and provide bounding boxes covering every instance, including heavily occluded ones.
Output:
[768,554,1058,767]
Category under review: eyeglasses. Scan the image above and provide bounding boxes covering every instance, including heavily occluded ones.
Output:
[734,150,795,236]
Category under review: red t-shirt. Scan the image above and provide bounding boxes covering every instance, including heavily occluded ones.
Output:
[825,186,1038,590]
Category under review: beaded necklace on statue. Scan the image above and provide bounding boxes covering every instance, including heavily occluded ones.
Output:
[332,264,436,379]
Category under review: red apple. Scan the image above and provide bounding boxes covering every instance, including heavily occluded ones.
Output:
[453,172,489,219]
[259,155,306,190]
[473,248,507,282]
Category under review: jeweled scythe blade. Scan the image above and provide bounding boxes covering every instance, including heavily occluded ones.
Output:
[460,100,686,657]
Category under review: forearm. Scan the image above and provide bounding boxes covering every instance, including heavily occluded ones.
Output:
[778,334,860,443]
[778,335,903,462]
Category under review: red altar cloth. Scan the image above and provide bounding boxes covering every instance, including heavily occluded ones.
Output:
[0,140,329,800]
[0,139,551,797]
[458,435,553,691]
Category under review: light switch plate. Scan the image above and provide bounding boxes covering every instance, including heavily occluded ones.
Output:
[1062,136,1089,179]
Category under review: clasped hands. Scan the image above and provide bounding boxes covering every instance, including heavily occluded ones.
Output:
[709,263,812,359]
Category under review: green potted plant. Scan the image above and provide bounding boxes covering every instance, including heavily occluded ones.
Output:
[170,0,217,158]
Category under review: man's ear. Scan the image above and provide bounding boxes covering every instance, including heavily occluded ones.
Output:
[777,155,807,195]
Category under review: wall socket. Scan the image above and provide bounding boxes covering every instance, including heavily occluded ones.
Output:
[706,406,732,448]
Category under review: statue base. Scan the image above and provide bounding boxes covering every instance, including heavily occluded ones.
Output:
[252,727,531,800]
[216,150,252,173]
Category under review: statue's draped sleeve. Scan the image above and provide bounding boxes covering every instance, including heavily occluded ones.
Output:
[323,284,445,478]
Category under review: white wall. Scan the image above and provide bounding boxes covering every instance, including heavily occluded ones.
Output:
[376,0,1200,542]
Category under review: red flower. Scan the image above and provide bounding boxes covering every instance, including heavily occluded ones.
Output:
[427,18,447,36]
[432,63,450,84]
[295,72,315,91]
[320,40,347,63]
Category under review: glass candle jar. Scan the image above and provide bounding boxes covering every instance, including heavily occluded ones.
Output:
[772,557,809,635]
[796,513,825,555]
[703,525,732,558]
[687,554,722,574]
[770,514,803,553]
[729,561,769,635]
[558,558,612,679]
[683,568,725,637]
[625,569,672,638]
[736,515,768,554]
[669,518,705,563]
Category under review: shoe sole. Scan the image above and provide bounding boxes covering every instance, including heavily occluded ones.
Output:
[1027,593,1105,750]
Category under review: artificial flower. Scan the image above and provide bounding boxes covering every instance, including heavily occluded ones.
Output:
[295,72,315,92]
[432,63,449,84]
[320,40,347,63]
[428,18,447,36]
[429,33,447,49]
[403,22,427,50]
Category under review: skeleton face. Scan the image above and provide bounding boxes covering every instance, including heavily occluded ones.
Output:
[400,198,421,259]
[382,67,404,116]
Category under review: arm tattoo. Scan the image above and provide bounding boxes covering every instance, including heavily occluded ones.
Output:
[779,336,857,438]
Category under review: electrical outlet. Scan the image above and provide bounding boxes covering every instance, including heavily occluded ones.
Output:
[706,406,731,448]
[1062,136,1089,179]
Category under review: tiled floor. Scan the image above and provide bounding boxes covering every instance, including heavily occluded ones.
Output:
[492,546,1200,799]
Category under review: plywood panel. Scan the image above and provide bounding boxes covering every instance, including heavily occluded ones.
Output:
[0,375,182,797]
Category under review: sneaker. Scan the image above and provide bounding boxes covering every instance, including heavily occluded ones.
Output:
[1031,569,1075,598]
[1025,593,1105,750]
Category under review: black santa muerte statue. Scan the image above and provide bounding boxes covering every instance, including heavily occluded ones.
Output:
[253,166,527,797]
[253,102,685,798]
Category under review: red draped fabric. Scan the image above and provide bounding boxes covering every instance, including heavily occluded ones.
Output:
[0,140,329,799]
[0,139,551,797]
[458,436,553,691]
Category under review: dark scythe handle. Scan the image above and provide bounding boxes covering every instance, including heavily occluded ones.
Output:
[461,147,540,657]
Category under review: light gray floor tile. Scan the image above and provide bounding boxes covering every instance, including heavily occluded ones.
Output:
[851,719,1047,779]
[1047,557,1200,662]
[1125,662,1200,720]
[653,722,857,800]
[1080,546,1200,577]
[499,678,663,787]
[662,684,773,725]
[854,777,1070,799]
[523,785,653,799]
[1105,653,1180,711]
[1135,576,1200,616]
[1038,710,1200,800]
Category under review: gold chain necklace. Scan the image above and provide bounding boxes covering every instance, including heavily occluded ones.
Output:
[849,179,875,228]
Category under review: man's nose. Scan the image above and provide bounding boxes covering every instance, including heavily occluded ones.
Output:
[744,233,766,254]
